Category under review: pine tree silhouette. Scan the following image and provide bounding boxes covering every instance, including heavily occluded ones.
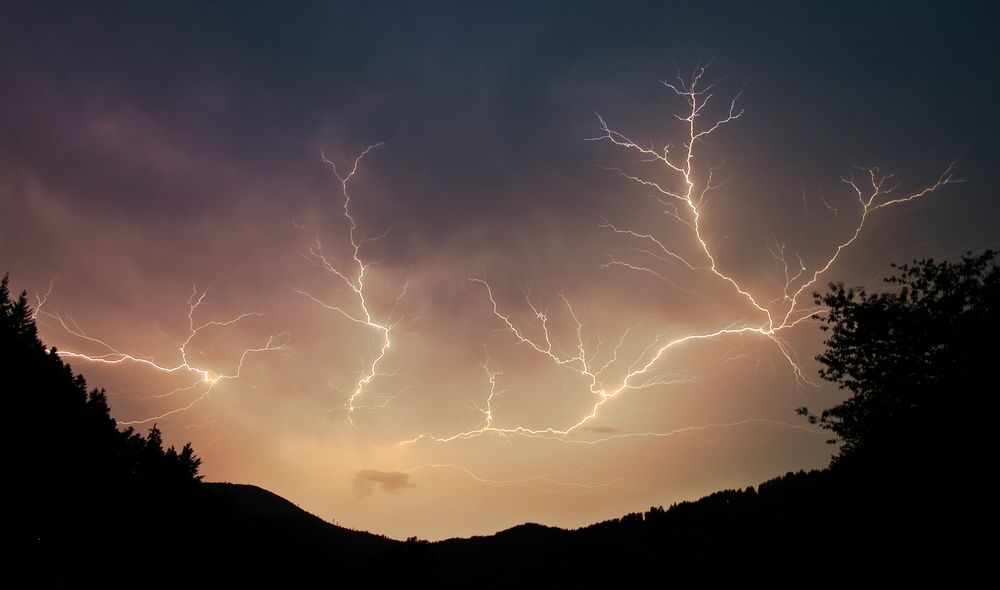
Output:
[2,273,203,584]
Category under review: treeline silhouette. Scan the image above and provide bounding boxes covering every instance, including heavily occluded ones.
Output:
[2,275,395,588]
[3,252,995,588]
[3,275,202,500]
[4,274,204,579]
[423,254,997,586]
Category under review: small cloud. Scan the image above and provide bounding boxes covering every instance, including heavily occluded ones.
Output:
[354,470,416,497]
[576,425,619,435]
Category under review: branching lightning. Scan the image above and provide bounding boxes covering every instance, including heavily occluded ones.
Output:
[34,284,289,425]
[402,64,959,448]
[294,144,408,424]
[20,66,962,522]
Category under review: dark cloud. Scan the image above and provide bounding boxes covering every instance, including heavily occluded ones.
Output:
[4,1,996,249]
[354,470,416,497]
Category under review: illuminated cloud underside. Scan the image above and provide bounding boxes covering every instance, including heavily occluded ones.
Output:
[401,64,958,447]
[26,65,960,539]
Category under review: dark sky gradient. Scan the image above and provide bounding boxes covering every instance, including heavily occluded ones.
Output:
[2,1,997,539]
[5,1,997,238]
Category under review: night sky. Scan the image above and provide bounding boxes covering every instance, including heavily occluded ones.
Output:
[2,1,997,540]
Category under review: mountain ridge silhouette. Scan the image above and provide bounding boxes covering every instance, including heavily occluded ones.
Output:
[4,254,994,588]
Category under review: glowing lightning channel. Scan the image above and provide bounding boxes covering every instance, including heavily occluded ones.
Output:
[32,278,56,319]
[294,144,407,423]
[403,64,959,447]
[35,283,289,425]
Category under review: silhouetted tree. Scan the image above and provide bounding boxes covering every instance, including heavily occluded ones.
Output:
[1,272,203,566]
[798,251,999,464]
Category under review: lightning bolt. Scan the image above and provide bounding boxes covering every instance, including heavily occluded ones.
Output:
[294,144,408,425]
[402,63,959,447]
[35,283,288,425]
[32,277,56,319]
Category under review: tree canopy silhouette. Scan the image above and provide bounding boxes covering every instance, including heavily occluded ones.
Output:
[798,250,999,464]
[2,273,202,565]
[3,273,407,587]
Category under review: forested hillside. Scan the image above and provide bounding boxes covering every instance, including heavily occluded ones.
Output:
[4,252,994,587]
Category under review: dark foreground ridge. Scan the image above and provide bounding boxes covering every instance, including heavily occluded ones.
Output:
[4,252,996,588]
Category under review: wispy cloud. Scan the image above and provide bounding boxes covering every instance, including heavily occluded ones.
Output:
[354,470,416,497]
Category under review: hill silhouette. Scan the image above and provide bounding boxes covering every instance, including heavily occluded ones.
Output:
[4,252,995,588]
[2,274,396,588]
